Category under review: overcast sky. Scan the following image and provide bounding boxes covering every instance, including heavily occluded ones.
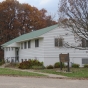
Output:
[0,0,59,21]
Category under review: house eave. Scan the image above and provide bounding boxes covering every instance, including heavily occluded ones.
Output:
[16,37,44,43]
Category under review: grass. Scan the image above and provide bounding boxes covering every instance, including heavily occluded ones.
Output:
[1,67,88,78]
[35,68,88,78]
[0,68,46,77]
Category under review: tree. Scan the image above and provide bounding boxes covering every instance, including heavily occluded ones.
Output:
[0,0,18,41]
[0,0,57,59]
[58,0,88,41]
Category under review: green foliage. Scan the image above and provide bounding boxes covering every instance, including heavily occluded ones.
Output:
[19,61,31,69]
[29,59,43,66]
[19,59,43,69]
[32,66,45,70]
[47,65,53,69]
[0,59,5,66]
[54,62,65,68]
[72,63,80,68]
[84,64,88,68]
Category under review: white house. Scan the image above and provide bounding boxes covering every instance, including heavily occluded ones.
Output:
[1,24,88,67]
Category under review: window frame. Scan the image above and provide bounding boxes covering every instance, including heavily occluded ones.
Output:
[28,40,31,48]
[55,38,58,47]
[21,43,23,49]
[59,38,63,47]
[82,58,88,64]
[54,38,63,47]
[24,42,27,49]
[11,47,13,51]
[82,38,88,47]
[35,39,39,47]
[6,48,8,51]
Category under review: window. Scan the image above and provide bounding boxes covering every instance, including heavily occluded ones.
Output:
[6,47,10,51]
[9,47,10,51]
[55,38,58,47]
[12,47,14,50]
[35,39,39,47]
[55,38,63,47]
[21,43,23,49]
[59,38,63,47]
[28,40,31,48]
[82,59,88,64]
[82,38,88,47]
[24,42,27,49]
[6,48,8,51]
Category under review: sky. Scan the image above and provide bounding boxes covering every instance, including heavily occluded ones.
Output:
[0,0,59,21]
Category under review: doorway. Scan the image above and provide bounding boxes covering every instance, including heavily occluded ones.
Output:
[15,48,19,63]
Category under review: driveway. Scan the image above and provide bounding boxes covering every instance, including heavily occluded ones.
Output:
[0,76,88,88]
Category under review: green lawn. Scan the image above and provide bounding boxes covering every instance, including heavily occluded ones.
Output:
[0,68,45,77]
[1,67,88,78]
[36,68,88,78]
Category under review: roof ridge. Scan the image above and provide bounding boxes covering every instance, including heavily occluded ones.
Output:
[22,24,58,35]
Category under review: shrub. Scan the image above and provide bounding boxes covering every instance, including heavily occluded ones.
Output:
[84,64,88,68]
[32,66,45,69]
[0,59,5,66]
[54,62,65,68]
[19,61,31,69]
[72,63,79,68]
[19,59,44,69]
[47,65,53,69]
[29,59,43,66]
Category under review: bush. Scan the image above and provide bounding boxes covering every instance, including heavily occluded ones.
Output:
[47,65,53,69]
[84,64,88,68]
[0,59,5,66]
[72,63,79,68]
[29,59,43,66]
[32,66,45,69]
[19,59,43,69]
[19,61,31,69]
[54,62,65,68]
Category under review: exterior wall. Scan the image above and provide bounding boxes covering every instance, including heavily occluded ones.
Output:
[8,42,20,47]
[4,47,16,62]
[4,38,44,63]
[70,49,88,67]
[19,38,44,63]
[3,26,88,67]
[40,27,88,67]
[4,42,20,63]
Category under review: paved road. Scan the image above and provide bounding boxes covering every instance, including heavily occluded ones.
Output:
[0,76,88,88]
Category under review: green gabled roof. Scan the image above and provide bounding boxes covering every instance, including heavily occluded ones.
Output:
[1,24,58,47]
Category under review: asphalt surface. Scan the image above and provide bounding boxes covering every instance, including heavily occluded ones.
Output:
[0,76,88,88]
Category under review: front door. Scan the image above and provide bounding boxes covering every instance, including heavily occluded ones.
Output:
[15,48,19,63]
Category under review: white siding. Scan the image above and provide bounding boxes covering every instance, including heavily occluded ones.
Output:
[4,26,88,67]
[40,27,88,67]
[19,38,44,62]
[4,47,15,62]
[8,42,20,47]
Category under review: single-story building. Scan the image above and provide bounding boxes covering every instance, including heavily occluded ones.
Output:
[1,24,88,67]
